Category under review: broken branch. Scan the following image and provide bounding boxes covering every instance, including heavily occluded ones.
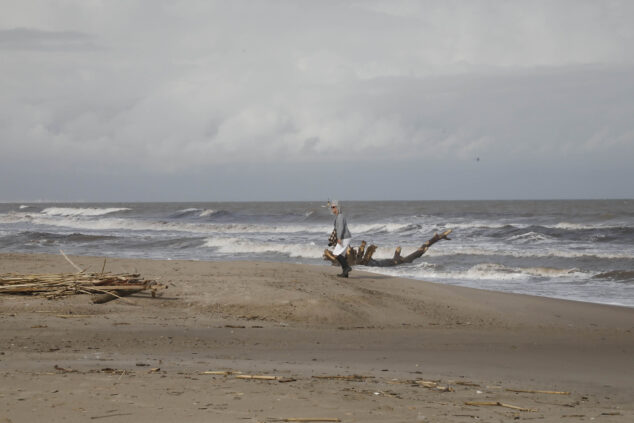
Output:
[323,229,452,267]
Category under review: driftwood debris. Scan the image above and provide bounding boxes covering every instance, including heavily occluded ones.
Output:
[0,252,165,303]
[0,271,164,303]
[323,229,452,267]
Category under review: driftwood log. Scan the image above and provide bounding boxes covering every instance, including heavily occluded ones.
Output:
[0,272,165,303]
[323,229,452,267]
[0,253,166,304]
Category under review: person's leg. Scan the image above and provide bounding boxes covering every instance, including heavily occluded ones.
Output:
[336,254,351,277]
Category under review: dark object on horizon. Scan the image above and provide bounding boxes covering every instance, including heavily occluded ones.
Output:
[324,229,452,268]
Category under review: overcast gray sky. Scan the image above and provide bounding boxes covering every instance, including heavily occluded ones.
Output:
[1,0,633,201]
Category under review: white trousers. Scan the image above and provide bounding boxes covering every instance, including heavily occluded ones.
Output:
[333,238,351,256]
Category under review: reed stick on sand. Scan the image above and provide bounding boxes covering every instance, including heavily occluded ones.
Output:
[465,401,537,412]
[506,388,571,395]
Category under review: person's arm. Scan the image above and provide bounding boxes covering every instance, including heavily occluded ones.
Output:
[335,214,344,243]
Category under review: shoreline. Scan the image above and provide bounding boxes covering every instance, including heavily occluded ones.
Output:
[1,252,633,422]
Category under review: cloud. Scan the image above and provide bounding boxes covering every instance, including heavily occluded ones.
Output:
[0,0,633,200]
[0,27,98,51]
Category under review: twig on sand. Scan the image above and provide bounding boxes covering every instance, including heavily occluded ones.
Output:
[465,401,537,412]
[236,374,279,380]
[268,419,341,422]
[200,370,243,376]
[100,258,107,276]
[506,388,570,395]
[312,375,374,381]
[60,249,85,273]
[90,413,133,420]
[56,314,93,318]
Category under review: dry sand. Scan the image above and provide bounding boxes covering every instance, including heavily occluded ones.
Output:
[1,252,633,422]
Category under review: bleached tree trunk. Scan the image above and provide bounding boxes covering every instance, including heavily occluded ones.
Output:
[323,229,452,267]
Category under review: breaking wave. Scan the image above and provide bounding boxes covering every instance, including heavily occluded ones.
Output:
[170,208,222,219]
[372,262,589,282]
[203,237,324,258]
[41,207,130,217]
[593,270,634,282]
[432,246,634,260]
[507,231,552,243]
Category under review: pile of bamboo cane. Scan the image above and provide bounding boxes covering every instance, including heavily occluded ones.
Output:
[0,272,163,303]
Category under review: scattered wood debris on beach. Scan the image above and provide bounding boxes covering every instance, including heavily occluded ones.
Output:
[0,271,164,303]
[0,253,165,303]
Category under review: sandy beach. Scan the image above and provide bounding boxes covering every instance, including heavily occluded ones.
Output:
[1,252,633,422]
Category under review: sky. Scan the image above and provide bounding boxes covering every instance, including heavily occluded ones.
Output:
[1,0,633,202]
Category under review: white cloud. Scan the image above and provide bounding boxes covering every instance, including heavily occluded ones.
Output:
[1,0,633,199]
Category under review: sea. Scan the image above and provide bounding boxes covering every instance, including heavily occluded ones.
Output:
[1,200,632,307]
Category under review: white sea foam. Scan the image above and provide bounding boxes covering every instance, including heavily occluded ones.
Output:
[445,220,632,231]
[550,221,633,230]
[353,222,422,233]
[41,207,131,217]
[203,237,325,258]
[174,208,219,218]
[551,222,610,230]
[507,231,551,243]
[19,205,30,209]
[449,221,520,230]
[431,246,634,260]
[0,212,331,235]
[371,262,589,282]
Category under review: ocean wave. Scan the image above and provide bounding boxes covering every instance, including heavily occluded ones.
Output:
[203,237,325,258]
[0,231,117,248]
[593,270,634,282]
[354,222,427,234]
[439,220,633,233]
[507,231,552,243]
[199,209,219,218]
[171,208,221,219]
[170,208,202,218]
[0,212,331,235]
[372,262,588,282]
[0,211,435,237]
[41,207,131,217]
[427,245,634,260]
[449,221,518,230]
[552,222,615,230]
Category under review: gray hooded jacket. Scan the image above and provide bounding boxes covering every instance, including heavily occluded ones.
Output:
[334,213,352,240]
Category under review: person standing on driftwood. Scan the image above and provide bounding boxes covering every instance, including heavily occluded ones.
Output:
[330,200,352,278]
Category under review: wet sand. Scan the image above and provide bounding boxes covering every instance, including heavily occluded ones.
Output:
[1,252,633,422]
